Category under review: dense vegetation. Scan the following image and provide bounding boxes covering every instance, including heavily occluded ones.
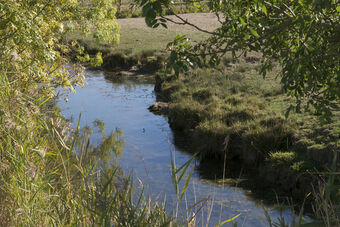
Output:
[141,0,340,118]
[0,1,173,225]
[136,0,339,223]
[1,0,339,225]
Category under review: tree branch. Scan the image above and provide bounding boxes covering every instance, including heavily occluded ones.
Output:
[160,12,220,36]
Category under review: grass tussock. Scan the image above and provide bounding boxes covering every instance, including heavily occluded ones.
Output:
[155,53,340,196]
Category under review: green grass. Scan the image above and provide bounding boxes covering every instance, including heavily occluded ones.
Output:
[64,20,211,57]
[155,53,340,199]
[63,11,216,67]
[117,27,179,54]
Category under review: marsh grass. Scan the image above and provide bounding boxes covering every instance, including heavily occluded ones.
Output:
[155,54,340,200]
[1,67,337,226]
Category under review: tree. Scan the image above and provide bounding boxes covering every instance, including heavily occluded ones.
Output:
[0,0,119,96]
[0,2,120,224]
[140,0,340,117]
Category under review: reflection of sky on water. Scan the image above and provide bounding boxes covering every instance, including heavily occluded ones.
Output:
[58,70,293,226]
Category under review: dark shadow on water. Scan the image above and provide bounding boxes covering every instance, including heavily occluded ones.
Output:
[169,127,311,210]
[103,71,155,85]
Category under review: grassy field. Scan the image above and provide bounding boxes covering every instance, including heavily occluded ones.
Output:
[65,13,218,56]
[115,0,210,18]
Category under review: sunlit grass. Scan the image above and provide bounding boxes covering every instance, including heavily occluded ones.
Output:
[155,54,340,203]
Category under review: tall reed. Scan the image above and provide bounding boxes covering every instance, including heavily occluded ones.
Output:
[0,75,173,225]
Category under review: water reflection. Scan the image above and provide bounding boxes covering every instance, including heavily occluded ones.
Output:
[76,120,125,171]
[103,71,155,92]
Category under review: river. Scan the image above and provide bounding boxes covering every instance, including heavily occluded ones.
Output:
[58,69,293,226]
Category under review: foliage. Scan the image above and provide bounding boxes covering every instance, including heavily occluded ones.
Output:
[140,0,340,117]
[115,0,210,19]
[0,0,132,225]
[0,0,120,97]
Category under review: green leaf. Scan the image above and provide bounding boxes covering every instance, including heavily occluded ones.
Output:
[244,33,250,40]
[249,28,260,37]
[160,23,167,28]
[179,165,194,203]
[215,214,241,227]
[170,150,178,195]
[262,5,267,16]
[240,17,247,26]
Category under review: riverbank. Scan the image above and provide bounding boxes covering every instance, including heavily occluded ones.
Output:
[0,5,178,224]
[64,13,340,201]
[62,12,340,224]
[154,56,340,199]
[63,13,220,74]
[60,70,298,226]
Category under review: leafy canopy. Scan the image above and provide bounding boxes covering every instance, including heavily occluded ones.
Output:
[140,0,340,117]
[0,0,119,96]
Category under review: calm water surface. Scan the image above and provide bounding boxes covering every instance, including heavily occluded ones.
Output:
[58,70,292,226]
